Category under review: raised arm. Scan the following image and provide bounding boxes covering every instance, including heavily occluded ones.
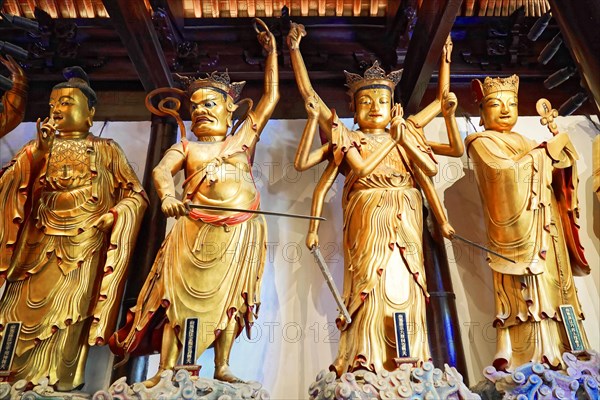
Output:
[427,91,464,157]
[287,23,333,140]
[252,20,280,134]
[306,161,339,249]
[411,37,463,157]
[152,144,187,218]
[0,55,27,138]
[295,95,331,171]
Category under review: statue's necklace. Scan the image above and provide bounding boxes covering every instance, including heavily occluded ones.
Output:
[196,136,221,142]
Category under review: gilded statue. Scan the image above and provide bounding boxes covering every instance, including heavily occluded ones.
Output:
[288,24,463,375]
[466,75,590,370]
[594,135,599,201]
[0,67,148,390]
[0,55,27,138]
[110,20,279,386]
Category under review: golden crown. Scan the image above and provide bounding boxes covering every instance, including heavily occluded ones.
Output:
[176,71,246,101]
[344,61,403,97]
[472,75,519,103]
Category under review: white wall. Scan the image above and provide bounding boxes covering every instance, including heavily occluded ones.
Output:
[1,116,598,398]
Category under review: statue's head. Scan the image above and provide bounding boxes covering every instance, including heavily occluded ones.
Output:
[50,66,97,133]
[183,71,245,139]
[472,75,519,133]
[344,62,402,132]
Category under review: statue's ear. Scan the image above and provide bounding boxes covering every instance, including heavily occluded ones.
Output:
[471,79,484,104]
[89,106,96,119]
[227,102,239,113]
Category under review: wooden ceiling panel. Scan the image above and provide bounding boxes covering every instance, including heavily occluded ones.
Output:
[2,0,107,17]
[2,0,551,19]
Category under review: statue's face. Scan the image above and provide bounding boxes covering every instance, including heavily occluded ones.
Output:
[354,88,392,132]
[190,88,232,137]
[49,88,94,132]
[480,91,518,133]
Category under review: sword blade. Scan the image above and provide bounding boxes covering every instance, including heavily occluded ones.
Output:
[453,234,516,264]
[187,204,326,221]
[311,246,352,324]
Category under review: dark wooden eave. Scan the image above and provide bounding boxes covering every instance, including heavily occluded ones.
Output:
[1,1,596,120]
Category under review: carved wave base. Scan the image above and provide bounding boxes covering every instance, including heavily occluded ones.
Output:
[308,362,479,399]
[471,351,600,400]
[0,369,270,400]
[92,369,270,400]
[0,378,92,399]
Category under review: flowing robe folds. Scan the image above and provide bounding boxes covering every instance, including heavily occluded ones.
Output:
[0,135,147,390]
[112,113,266,357]
[330,116,431,375]
[466,131,590,370]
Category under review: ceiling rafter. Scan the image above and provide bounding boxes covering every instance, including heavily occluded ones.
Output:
[399,0,463,113]
[101,0,173,91]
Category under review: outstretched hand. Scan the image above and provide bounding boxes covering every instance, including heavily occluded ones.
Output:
[442,35,453,63]
[287,22,306,50]
[306,231,319,250]
[92,213,115,233]
[161,195,188,219]
[258,30,276,54]
[390,103,405,143]
[36,117,56,152]
[441,91,457,117]
[440,222,455,240]
[254,18,276,54]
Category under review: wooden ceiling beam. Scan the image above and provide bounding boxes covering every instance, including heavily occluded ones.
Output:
[548,0,600,113]
[102,0,173,91]
[398,0,463,114]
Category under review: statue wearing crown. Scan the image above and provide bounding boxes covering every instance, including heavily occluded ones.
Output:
[466,75,591,370]
[287,24,463,376]
[0,66,147,390]
[110,20,279,386]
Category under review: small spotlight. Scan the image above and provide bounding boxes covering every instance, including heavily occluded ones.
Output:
[0,41,29,60]
[559,92,588,116]
[0,13,39,32]
[528,11,552,42]
[538,33,562,65]
[544,66,576,90]
[0,74,13,92]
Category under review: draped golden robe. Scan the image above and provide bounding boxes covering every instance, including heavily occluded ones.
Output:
[466,130,590,371]
[330,117,431,376]
[112,114,266,357]
[0,135,147,390]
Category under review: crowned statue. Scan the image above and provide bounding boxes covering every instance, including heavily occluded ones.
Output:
[0,66,148,390]
[109,20,279,387]
[0,55,27,138]
[288,23,463,376]
[466,75,591,370]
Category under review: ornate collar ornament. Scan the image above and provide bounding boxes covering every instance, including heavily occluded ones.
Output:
[472,75,519,104]
[177,71,246,101]
[344,61,403,106]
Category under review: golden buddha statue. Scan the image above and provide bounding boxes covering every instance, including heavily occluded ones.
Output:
[110,21,279,386]
[288,23,463,375]
[466,75,590,370]
[0,67,147,390]
[0,55,27,138]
